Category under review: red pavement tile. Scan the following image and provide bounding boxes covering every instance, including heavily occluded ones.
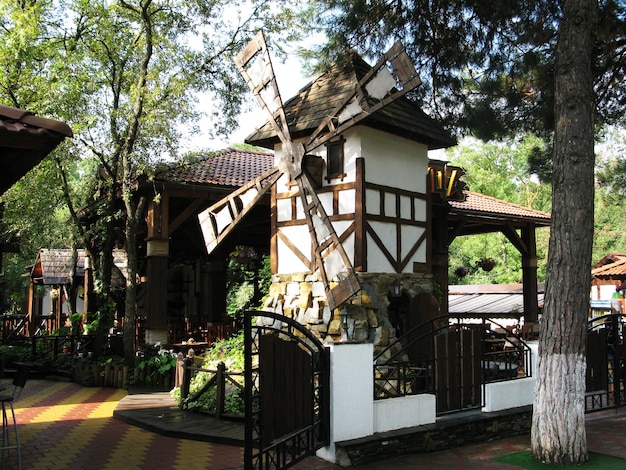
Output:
[0,379,244,470]
[3,378,626,470]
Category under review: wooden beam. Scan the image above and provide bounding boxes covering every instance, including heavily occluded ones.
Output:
[169,198,204,234]
[146,189,169,240]
[501,224,529,255]
[354,157,367,272]
[448,220,466,245]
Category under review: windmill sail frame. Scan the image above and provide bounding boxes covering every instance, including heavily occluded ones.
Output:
[199,31,423,310]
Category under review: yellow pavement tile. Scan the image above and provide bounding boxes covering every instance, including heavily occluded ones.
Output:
[172,439,214,470]
[101,425,153,470]
[28,387,127,469]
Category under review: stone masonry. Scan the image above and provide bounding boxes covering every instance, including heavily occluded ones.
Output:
[261,271,433,355]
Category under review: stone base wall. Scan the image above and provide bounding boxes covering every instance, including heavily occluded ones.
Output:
[262,272,433,353]
[336,406,532,466]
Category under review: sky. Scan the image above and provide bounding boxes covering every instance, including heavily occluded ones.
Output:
[192,58,311,151]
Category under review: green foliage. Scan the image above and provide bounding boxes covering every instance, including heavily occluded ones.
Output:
[593,127,626,263]
[308,1,626,138]
[0,345,31,364]
[133,343,178,384]
[201,332,245,371]
[0,0,308,363]
[226,247,271,319]
[446,136,551,285]
[181,332,245,414]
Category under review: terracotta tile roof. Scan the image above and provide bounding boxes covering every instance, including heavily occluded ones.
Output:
[0,105,73,194]
[448,191,551,225]
[592,257,626,280]
[593,252,626,269]
[159,147,274,188]
[246,53,456,150]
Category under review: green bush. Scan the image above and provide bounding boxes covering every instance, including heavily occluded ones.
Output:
[181,332,245,415]
[0,345,31,366]
[132,343,177,385]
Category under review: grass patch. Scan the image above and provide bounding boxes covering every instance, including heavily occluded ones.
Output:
[494,451,626,469]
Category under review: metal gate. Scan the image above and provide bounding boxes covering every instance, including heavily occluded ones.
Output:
[586,314,626,412]
[435,327,482,413]
[244,311,330,469]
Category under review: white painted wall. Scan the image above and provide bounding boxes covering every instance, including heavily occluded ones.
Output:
[274,127,431,275]
[373,394,436,433]
[483,377,536,412]
[361,127,429,193]
[316,341,540,464]
[482,341,538,412]
[317,342,437,464]
[361,128,430,273]
[41,287,85,316]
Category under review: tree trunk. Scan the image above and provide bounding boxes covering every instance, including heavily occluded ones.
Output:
[123,192,148,366]
[530,0,597,465]
[124,203,139,366]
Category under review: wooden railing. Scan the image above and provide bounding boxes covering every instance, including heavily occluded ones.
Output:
[178,358,244,419]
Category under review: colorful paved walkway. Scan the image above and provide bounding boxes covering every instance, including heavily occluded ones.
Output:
[4,377,626,469]
[2,378,243,470]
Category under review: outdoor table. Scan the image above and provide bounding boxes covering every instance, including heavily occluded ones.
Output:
[172,342,208,355]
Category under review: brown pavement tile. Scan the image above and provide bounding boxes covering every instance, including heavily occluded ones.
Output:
[298,408,626,468]
[0,379,243,470]
[5,378,626,469]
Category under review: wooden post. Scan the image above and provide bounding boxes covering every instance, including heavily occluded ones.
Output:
[215,361,226,419]
[522,224,539,324]
[431,199,450,316]
[180,356,193,407]
[145,193,170,338]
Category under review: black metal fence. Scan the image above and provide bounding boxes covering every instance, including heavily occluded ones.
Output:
[374,316,532,414]
[586,313,626,412]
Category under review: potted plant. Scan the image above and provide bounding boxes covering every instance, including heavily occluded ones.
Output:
[477,258,496,272]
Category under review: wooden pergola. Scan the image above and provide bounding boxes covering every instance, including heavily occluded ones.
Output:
[431,184,551,324]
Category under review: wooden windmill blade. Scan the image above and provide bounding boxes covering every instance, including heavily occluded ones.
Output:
[294,173,360,310]
[234,31,292,157]
[198,32,294,256]
[304,42,422,153]
[198,166,282,254]
[234,31,363,309]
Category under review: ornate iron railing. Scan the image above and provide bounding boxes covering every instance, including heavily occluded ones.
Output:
[374,316,532,408]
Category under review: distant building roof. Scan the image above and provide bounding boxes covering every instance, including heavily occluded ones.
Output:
[0,105,73,194]
[157,147,274,188]
[30,249,127,285]
[246,52,456,150]
[592,253,626,282]
[448,283,545,317]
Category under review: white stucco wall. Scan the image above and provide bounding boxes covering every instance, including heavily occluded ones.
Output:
[373,394,436,433]
[274,127,431,275]
[482,341,539,412]
[361,128,430,273]
[327,342,374,442]
[361,127,429,193]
